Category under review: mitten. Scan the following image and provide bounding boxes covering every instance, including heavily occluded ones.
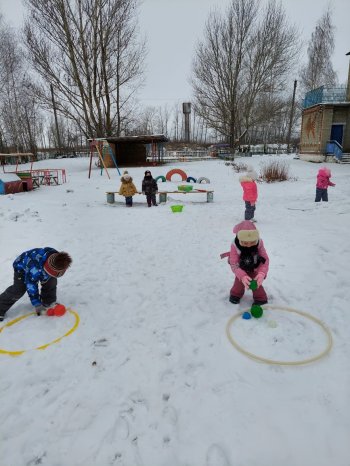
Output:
[255,272,265,288]
[241,275,251,289]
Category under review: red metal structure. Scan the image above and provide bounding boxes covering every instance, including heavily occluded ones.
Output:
[19,169,67,186]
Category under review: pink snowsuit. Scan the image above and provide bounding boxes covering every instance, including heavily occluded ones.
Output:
[315,167,335,202]
[239,176,258,202]
[239,174,258,220]
[229,238,269,303]
[316,168,335,189]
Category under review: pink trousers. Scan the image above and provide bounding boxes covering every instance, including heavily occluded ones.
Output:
[230,271,268,302]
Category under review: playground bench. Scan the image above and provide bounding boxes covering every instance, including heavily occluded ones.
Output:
[106,191,141,204]
[158,190,214,203]
[105,190,214,204]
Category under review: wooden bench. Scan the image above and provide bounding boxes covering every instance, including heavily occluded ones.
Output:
[106,190,214,204]
[106,191,141,204]
[158,189,214,203]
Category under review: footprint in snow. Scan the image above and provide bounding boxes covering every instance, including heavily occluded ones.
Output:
[162,405,178,426]
[206,444,231,466]
[114,416,129,440]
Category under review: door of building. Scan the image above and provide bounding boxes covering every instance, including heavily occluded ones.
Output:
[330,124,344,146]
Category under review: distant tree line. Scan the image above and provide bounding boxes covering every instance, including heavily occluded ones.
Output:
[0,0,339,154]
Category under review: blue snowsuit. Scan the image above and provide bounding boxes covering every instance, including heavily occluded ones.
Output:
[0,247,58,319]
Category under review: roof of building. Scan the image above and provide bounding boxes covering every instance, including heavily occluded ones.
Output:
[0,173,21,182]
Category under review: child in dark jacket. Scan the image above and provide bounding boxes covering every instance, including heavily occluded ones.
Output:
[221,221,269,305]
[315,167,335,202]
[142,170,158,207]
[0,248,72,321]
[118,170,138,207]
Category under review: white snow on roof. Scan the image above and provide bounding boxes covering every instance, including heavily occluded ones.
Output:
[0,173,21,182]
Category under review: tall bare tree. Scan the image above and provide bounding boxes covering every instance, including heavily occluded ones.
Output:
[191,0,299,146]
[24,0,146,138]
[0,15,43,153]
[300,8,337,93]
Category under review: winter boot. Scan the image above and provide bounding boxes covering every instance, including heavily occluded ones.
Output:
[229,295,241,304]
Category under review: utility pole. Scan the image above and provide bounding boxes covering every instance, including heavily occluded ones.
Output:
[50,83,62,155]
[286,80,297,154]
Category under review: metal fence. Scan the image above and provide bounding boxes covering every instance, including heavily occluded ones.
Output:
[303,86,347,108]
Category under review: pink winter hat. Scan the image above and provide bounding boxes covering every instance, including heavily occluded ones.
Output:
[233,220,259,243]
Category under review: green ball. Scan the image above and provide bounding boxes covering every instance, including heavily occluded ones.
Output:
[251,304,263,318]
[249,279,258,290]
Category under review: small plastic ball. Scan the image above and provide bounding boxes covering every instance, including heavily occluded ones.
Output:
[251,305,263,318]
[53,304,66,316]
[242,311,252,320]
[249,279,258,291]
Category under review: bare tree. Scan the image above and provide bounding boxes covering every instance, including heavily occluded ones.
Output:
[0,16,43,154]
[300,7,337,93]
[24,0,146,138]
[191,0,299,146]
[170,102,183,141]
[156,104,170,137]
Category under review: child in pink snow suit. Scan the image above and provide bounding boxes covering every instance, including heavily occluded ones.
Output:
[228,221,269,305]
[315,167,335,202]
[239,167,258,221]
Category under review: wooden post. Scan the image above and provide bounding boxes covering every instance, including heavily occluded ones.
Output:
[95,143,111,179]
[287,80,298,154]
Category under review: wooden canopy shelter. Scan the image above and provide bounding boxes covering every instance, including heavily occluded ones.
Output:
[93,135,168,166]
[106,135,168,166]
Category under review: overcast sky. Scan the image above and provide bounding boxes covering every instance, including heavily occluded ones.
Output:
[1,0,350,109]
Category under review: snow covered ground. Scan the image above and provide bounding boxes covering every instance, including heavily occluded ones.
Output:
[1,154,350,466]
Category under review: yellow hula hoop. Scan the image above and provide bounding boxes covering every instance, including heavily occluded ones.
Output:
[226,304,333,366]
[0,309,80,357]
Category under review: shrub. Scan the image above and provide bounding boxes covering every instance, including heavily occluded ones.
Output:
[232,162,248,173]
[260,160,294,182]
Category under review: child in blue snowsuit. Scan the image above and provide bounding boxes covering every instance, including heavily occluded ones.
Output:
[0,247,72,321]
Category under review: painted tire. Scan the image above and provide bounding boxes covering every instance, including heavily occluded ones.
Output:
[155,175,166,183]
[166,169,187,182]
[186,176,197,183]
[197,176,210,184]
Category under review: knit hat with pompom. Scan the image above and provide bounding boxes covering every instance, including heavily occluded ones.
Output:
[122,170,131,181]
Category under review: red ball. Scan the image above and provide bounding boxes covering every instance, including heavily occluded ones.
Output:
[46,307,55,316]
[53,304,66,316]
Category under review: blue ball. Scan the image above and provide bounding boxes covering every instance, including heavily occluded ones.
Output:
[242,311,252,320]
